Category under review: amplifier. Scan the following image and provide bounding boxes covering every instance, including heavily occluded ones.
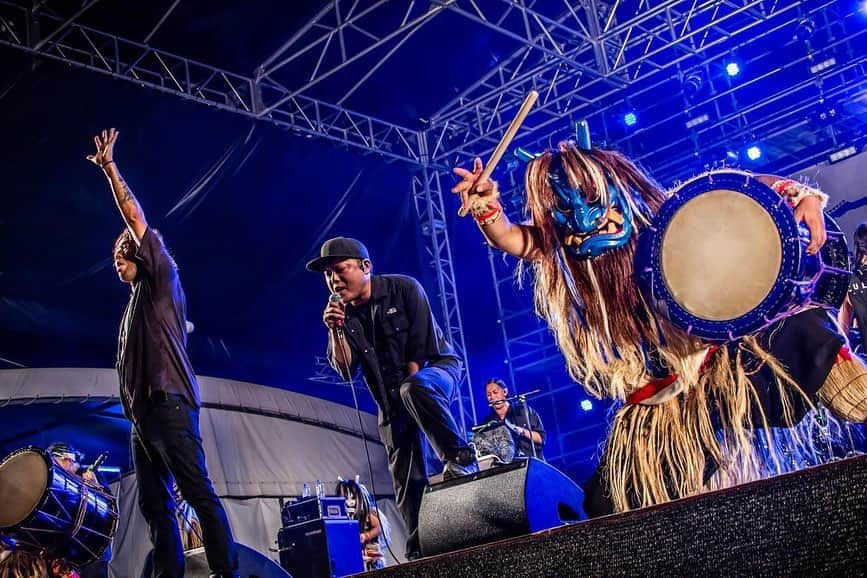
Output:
[281,496,348,526]
[277,518,363,578]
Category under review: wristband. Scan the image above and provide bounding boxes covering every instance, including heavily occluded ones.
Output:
[771,179,828,209]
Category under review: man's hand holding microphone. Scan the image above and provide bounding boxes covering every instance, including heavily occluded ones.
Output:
[323,293,346,330]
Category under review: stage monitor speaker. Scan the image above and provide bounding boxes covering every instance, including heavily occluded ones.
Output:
[277,518,363,578]
[418,457,586,557]
[141,542,291,578]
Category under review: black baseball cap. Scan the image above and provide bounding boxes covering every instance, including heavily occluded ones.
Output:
[306,237,370,272]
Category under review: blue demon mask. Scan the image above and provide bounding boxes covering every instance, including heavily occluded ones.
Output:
[548,154,635,260]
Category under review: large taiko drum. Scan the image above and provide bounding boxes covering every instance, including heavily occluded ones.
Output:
[636,170,849,341]
[0,448,118,568]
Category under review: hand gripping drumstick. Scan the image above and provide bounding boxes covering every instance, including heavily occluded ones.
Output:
[458,90,539,217]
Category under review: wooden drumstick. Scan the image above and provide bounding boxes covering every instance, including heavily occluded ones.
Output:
[458,90,539,216]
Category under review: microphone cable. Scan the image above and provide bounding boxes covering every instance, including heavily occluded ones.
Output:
[331,311,403,565]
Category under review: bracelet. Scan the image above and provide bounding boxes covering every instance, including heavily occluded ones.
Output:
[100,160,115,169]
[472,201,503,226]
[771,179,829,209]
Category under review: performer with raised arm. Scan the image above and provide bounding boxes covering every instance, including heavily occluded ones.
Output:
[308,237,477,560]
[88,128,238,578]
[452,139,867,516]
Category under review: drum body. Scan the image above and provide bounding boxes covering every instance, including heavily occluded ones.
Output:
[636,171,849,341]
[0,448,118,567]
[473,423,517,464]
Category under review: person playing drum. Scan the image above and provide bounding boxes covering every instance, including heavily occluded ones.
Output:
[479,379,545,460]
[452,138,867,516]
[46,443,104,491]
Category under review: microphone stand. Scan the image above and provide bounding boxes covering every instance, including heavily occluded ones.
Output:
[517,393,537,459]
[507,389,541,460]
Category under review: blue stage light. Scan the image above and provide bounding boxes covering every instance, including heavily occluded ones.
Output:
[580,399,593,412]
[746,145,762,160]
[861,0,867,16]
[725,62,740,77]
[624,111,637,127]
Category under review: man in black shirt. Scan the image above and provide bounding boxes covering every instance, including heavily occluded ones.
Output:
[308,237,478,559]
[89,128,238,578]
[478,379,545,460]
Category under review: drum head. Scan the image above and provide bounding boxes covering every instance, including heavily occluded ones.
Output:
[0,449,49,528]
[662,189,782,321]
[636,170,803,341]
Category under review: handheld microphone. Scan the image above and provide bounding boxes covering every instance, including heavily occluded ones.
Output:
[329,293,345,327]
[88,451,109,472]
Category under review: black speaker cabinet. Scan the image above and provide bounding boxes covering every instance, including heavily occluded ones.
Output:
[277,518,363,578]
[418,458,586,556]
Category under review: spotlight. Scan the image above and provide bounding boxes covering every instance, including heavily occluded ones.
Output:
[829,146,857,163]
[683,72,703,101]
[861,0,867,16]
[624,111,638,127]
[809,57,836,74]
[725,62,740,77]
[685,113,710,129]
[794,17,815,42]
[746,145,762,161]
[580,399,593,412]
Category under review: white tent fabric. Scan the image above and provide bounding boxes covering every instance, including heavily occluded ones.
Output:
[110,475,406,577]
[0,368,407,575]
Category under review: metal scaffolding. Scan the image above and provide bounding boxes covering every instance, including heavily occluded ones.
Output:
[2,0,866,470]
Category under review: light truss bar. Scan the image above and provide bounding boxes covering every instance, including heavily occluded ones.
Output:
[431,0,821,163]
[256,1,443,84]
[0,1,425,165]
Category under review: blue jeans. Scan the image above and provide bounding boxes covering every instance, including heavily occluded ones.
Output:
[131,392,237,577]
[379,365,471,556]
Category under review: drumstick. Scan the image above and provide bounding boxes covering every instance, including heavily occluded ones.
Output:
[458,90,539,216]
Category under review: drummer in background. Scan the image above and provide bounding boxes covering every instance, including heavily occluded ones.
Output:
[838,222,867,355]
[46,442,110,578]
[47,442,103,489]
[481,379,545,459]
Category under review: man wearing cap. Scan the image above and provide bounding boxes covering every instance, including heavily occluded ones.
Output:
[308,237,478,559]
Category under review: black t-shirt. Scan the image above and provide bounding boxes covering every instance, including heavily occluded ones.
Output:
[117,228,199,423]
[481,402,546,459]
[848,264,867,352]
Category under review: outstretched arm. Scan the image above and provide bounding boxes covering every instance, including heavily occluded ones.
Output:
[87,128,148,243]
[452,157,543,261]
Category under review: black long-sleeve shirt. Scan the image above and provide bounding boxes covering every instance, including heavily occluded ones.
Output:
[328,274,461,417]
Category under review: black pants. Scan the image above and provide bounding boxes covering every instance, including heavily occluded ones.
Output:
[583,308,844,517]
[378,365,469,557]
[131,393,238,577]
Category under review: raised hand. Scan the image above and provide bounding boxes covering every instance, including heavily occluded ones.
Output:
[452,157,500,217]
[87,127,119,168]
